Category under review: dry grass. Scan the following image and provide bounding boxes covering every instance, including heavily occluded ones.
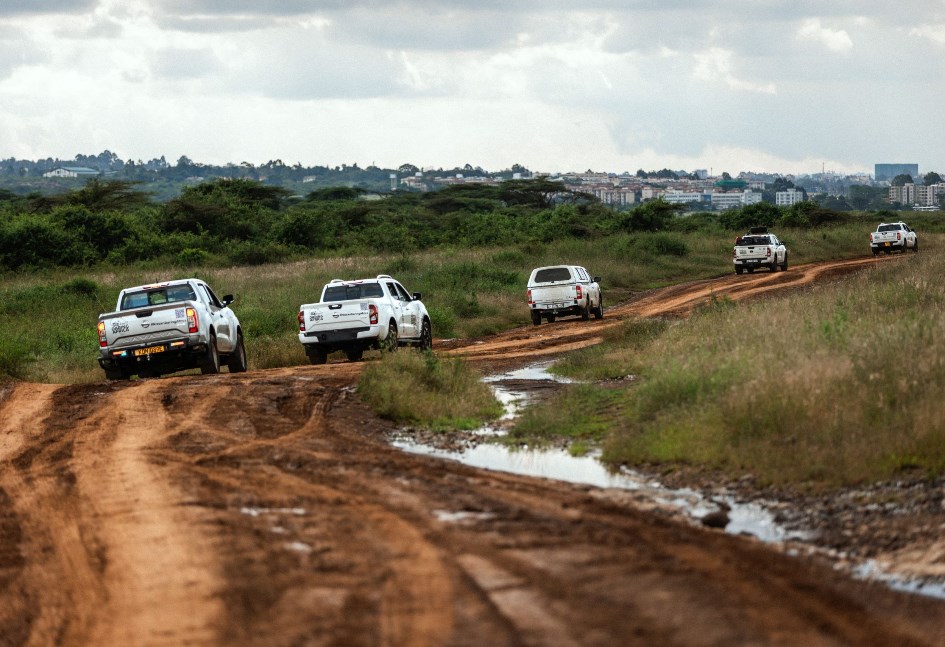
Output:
[603,235,945,488]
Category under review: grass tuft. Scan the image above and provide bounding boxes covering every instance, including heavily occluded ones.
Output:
[358,351,502,431]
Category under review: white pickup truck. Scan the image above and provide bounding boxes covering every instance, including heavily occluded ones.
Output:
[526,265,602,325]
[870,222,917,254]
[97,278,247,380]
[297,274,432,364]
[733,228,788,274]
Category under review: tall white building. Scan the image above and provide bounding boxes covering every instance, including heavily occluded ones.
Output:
[775,188,804,206]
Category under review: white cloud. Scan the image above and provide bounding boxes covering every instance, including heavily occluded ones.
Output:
[797,18,854,53]
[693,48,776,95]
[910,25,945,44]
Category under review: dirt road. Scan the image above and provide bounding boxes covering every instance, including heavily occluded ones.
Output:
[2,255,943,646]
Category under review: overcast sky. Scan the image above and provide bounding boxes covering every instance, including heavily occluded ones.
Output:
[1,1,943,175]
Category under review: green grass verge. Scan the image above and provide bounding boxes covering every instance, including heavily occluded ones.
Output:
[527,234,945,489]
[0,220,902,383]
[506,384,622,456]
[357,351,503,431]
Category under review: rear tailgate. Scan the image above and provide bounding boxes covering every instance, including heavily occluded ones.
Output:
[734,245,772,260]
[530,284,577,306]
[302,300,374,331]
[99,303,193,352]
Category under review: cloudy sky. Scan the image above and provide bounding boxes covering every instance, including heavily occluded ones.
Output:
[1,1,943,175]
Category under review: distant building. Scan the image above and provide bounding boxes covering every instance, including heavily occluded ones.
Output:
[874,163,918,182]
[776,188,805,206]
[43,166,99,178]
[711,191,762,210]
[592,187,637,206]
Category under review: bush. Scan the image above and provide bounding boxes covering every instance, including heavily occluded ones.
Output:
[176,248,210,267]
[0,335,36,381]
[358,351,502,430]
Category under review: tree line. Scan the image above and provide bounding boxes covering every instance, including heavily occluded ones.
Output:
[0,178,892,272]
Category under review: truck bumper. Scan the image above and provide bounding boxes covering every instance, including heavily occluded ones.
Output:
[871,242,907,252]
[530,302,583,317]
[298,326,376,346]
[99,337,206,374]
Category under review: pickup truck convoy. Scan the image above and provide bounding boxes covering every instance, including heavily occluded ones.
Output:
[297,275,432,364]
[870,222,917,254]
[97,278,246,380]
[526,265,603,325]
[733,228,788,274]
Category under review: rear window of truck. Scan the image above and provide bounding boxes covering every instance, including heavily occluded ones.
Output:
[533,267,573,283]
[740,236,770,246]
[877,224,902,232]
[120,285,197,310]
[323,283,385,302]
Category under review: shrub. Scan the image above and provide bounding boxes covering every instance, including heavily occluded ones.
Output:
[358,351,501,430]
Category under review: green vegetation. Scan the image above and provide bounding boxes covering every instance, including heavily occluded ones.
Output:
[358,351,502,431]
[531,238,945,489]
[504,385,621,456]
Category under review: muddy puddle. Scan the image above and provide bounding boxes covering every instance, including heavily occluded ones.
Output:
[391,361,945,601]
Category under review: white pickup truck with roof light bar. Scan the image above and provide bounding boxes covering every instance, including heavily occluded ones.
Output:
[97,278,246,380]
[733,227,788,274]
[526,265,603,325]
[870,222,917,255]
[297,274,432,364]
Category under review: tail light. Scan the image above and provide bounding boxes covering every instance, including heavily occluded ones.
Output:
[369,304,379,325]
[297,310,305,332]
[869,233,873,242]
[766,247,772,258]
[732,248,737,259]
[527,289,533,305]
[97,321,108,348]
[897,232,901,241]
[575,285,583,300]
[186,307,198,333]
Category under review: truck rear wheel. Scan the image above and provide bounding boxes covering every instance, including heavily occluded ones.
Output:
[531,311,541,326]
[103,366,129,381]
[593,296,604,319]
[344,348,364,362]
[307,347,328,365]
[547,313,556,323]
[735,266,744,275]
[581,302,590,320]
[200,333,221,375]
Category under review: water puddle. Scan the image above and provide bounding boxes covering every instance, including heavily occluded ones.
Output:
[391,360,945,601]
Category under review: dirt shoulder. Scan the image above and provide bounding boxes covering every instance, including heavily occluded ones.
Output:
[1,254,943,646]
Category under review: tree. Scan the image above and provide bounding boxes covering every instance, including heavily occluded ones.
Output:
[721,171,732,181]
[398,163,419,175]
[924,171,942,186]
[891,174,914,187]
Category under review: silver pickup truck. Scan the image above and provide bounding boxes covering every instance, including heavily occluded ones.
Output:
[870,222,917,254]
[526,265,603,325]
[733,228,788,274]
[96,278,247,380]
[297,274,432,364]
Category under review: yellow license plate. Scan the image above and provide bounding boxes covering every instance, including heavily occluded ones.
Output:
[134,345,165,357]
[884,242,890,247]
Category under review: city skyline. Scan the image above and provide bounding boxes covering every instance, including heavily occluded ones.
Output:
[0,2,943,176]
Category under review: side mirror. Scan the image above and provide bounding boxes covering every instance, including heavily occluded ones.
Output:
[412,292,422,301]
[221,294,235,307]
[593,276,601,283]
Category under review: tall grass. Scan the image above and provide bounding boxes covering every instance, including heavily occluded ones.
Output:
[0,224,871,383]
[599,236,945,488]
[358,351,502,431]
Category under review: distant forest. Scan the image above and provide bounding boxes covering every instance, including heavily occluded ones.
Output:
[0,150,523,201]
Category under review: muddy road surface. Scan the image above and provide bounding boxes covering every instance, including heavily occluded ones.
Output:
[2,255,944,647]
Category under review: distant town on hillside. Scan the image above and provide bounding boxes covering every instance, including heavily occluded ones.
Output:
[1,151,942,211]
